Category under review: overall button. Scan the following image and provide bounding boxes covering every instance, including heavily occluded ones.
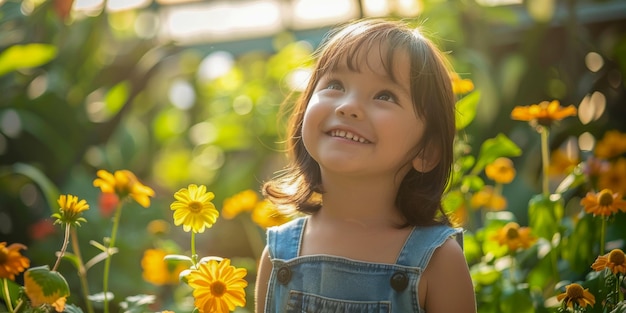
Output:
[390,271,409,292]
[277,266,292,285]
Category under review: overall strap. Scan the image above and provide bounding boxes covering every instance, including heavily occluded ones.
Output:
[267,217,306,260]
[396,225,463,268]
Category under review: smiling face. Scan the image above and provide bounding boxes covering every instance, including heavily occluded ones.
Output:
[301,43,426,181]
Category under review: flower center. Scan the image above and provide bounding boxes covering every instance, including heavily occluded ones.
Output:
[598,189,614,206]
[189,202,203,213]
[566,284,584,299]
[506,227,519,239]
[609,249,625,265]
[211,281,226,297]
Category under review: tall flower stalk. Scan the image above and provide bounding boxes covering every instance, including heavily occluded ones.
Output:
[93,169,154,313]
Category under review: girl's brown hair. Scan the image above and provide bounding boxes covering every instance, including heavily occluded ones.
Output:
[262,18,456,227]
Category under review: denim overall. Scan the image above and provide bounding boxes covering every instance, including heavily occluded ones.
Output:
[264,217,463,313]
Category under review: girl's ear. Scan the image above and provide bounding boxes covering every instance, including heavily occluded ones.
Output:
[412,147,440,173]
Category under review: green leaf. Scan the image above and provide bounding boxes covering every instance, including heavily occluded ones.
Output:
[0,44,57,76]
[0,278,22,310]
[163,254,193,263]
[461,175,485,192]
[64,304,85,313]
[500,287,535,313]
[105,81,130,116]
[528,194,564,240]
[474,133,522,173]
[24,266,70,300]
[456,90,481,130]
[119,294,156,313]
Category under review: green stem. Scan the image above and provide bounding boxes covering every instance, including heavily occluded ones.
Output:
[103,203,124,313]
[2,278,14,313]
[540,126,550,197]
[52,224,71,272]
[71,228,94,313]
[191,232,197,266]
[600,217,606,256]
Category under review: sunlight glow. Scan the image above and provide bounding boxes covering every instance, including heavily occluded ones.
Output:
[160,0,282,44]
[291,0,357,29]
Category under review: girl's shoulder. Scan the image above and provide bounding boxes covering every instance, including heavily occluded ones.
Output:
[266,216,307,260]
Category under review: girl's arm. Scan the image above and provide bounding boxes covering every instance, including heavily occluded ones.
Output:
[255,246,272,313]
[423,238,477,313]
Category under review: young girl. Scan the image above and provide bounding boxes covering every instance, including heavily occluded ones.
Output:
[255,18,476,313]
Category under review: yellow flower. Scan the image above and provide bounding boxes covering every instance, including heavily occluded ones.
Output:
[0,242,30,280]
[186,258,248,313]
[591,249,626,275]
[251,199,291,228]
[470,186,507,211]
[485,157,516,184]
[141,249,186,286]
[492,222,536,251]
[170,184,219,233]
[51,194,89,226]
[93,169,155,208]
[580,189,626,217]
[556,283,595,309]
[510,100,577,128]
[450,72,474,95]
[598,158,626,195]
[594,130,626,159]
[222,189,258,219]
[147,219,171,235]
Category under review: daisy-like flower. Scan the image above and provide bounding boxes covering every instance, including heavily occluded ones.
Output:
[492,222,536,251]
[591,248,626,275]
[51,194,89,226]
[556,283,595,310]
[511,100,577,128]
[470,186,507,211]
[450,72,474,95]
[548,149,579,177]
[485,157,516,184]
[170,184,219,233]
[186,258,248,313]
[594,130,626,159]
[141,248,186,286]
[580,189,626,217]
[221,189,258,219]
[93,169,155,208]
[0,242,30,280]
[251,199,291,228]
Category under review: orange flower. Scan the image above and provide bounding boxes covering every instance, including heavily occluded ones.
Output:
[450,72,474,95]
[93,169,155,208]
[580,189,626,217]
[556,283,595,309]
[221,189,258,219]
[511,100,577,127]
[485,157,516,184]
[548,149,579,177]
[0,242,30,280]
[591,249,626,275]
[251,200,291,228]
[594,130,626,159]
[470,186,507,211]
[598,158,626,195]
[492,222,536,251]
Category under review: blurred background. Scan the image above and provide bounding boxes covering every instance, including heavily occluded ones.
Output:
[1,0,625,312]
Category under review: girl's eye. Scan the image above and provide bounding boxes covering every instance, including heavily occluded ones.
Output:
[375,92,397,103]
[324,80,344,91]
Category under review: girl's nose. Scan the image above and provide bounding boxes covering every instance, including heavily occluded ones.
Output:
[335,96,363,119]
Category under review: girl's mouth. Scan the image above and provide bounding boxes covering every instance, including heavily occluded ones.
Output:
[329,130,371,143]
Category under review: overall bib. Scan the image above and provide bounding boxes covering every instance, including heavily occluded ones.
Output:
[265,217,462,313]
